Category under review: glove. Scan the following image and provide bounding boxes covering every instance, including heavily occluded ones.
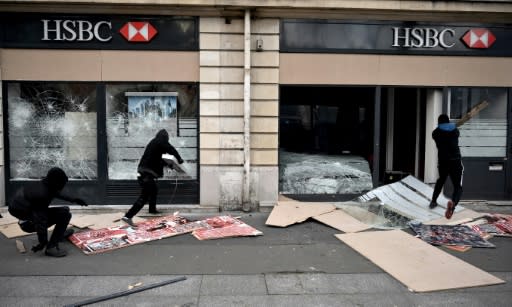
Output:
[73,198,88,207]
[31,242,47,253]
[178,158,184,164]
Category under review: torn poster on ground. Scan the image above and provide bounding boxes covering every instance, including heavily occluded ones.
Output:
[409,222,495,248]
[69,214,208,254]
[70,215,263,254]
[192,216,262,240]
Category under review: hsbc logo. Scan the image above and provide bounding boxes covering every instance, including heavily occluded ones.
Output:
[41,19,158,43]
[119,22,158,42]
[461,29,496,49]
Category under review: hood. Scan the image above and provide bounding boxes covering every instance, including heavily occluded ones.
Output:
[438,122,456,132]
[42,167,68,192]
[155,129,169,142]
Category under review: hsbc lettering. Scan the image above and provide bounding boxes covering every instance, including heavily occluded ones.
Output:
[392,27,455,48]
[41,19,112,42]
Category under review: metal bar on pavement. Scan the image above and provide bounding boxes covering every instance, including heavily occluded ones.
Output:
[63,276,187,307]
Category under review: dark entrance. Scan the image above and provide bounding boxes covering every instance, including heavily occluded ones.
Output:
[279,86,375,201]
[379,88,427,184]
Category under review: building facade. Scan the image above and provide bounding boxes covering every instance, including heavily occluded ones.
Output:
[1,0,511,211]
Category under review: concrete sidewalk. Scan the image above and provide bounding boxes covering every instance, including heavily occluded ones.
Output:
[1,272,511,306]
[1,204,511,306]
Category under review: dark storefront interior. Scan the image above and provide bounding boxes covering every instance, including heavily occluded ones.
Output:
[279,86,375,200]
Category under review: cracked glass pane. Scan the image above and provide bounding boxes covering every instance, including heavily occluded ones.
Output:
[106,84,198,180]
[8,83,98,180]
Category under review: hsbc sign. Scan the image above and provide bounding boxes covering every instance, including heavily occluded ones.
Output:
[281,20,512,57]
[392,27,456,48]
[42,19,113,42]
[392,26,497,49]
[0,13,198,51]
[41,19,159,43]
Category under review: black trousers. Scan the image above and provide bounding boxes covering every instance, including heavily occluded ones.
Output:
[432,159,464,206]
[125,173,158,218]
[9,206,71,248]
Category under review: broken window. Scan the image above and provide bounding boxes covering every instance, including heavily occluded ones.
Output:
[7,82,98,179]
[106,84,198,180]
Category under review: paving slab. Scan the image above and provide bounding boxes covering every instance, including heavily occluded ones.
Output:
[200,275,267,296]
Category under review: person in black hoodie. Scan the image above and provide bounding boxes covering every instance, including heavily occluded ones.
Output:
[8,167,88,257]
[122,129,184,227]
[429,114,464,219]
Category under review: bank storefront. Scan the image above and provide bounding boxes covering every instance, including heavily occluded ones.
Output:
[1,14,199,205]
[279,19,512,200]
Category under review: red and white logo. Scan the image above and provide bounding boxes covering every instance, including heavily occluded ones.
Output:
[119,22,158,42]
[461,29,496,49]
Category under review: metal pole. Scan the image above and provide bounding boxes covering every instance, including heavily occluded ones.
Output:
[63,276,187,307]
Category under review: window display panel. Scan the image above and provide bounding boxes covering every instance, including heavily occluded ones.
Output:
[449,88,508,158]
[106,84,198,180]
[7,82,98,179]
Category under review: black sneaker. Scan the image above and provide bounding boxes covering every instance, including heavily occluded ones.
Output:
[45,245,67,257]
[148,210,162,215]
[122,216,138,228]
[429,201,438,209]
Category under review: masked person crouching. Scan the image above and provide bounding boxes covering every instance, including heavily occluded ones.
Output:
[8,167,88,257]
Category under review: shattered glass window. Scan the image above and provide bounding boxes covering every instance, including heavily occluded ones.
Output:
[7,82,97,180]
[106,84,198,180]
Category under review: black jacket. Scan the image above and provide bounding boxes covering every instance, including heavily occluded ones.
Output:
[8,167,73,244]
[432,123,461,161]
[138,129,184,178]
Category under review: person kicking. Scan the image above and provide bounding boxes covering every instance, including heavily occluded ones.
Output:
[429,114,464,219]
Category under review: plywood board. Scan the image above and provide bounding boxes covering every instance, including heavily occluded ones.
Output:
[335,230,504,292]
[313,210,371,233]
[265,201,336,227]
[0,212,18,226]
[0,223,31,238]
[424,209,485,225]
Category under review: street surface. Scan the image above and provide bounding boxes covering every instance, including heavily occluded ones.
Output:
[0,203,511,306]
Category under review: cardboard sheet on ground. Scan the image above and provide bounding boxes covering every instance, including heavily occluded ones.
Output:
[424,209,485,225]
[313,209,371,233]
[70,215,208,254]
[409,223,495,248]
[335,230,504,292]
[0,223,55,239]
[265,201,336,227]
[0,223,32,238]
[192,216,263,240]
[0,212,18,226]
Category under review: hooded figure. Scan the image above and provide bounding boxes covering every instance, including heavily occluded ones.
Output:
[429,114,464,219]
[8,167,88,257]
[122,129,184,227]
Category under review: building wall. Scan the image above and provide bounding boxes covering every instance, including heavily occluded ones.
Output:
[199,17,279,210]
[280,54,512,87]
